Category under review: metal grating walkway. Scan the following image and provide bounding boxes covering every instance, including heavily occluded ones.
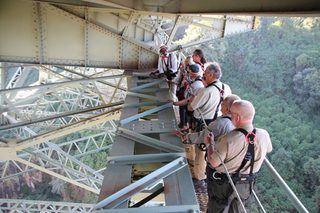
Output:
[97,73,200,212]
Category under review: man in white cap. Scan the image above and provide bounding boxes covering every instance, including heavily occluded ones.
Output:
[150,44,178,79]
[150,44,178,101]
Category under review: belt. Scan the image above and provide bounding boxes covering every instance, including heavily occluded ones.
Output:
[232,173,256,183]
[212,171,229,181]
[207,166,228,182]
[207,166,256,183]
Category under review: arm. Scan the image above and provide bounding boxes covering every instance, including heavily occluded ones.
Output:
[188,95,195,112]
[173,98,189,106]
[188,88,206,112]
[208,152,221,168]
[207,135,228,168]
[204,133,221,168]
[187,94,195,111]
[266,131,273,153]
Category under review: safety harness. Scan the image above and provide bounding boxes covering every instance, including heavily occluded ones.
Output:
[194,76,202,82]
[162,53,176,80]
[212,83,225,120]
[194,82,224,151]
[232,128,257,192]
[207,128,257,194]
[203,80,225,121]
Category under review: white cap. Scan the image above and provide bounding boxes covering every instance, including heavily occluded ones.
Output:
[159,44,168,50]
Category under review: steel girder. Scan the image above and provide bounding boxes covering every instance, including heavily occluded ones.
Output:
[0,0,258,68]
[5,66,23,90]
[27,0,320,14]
[0,102,123,132]
[0,0,159,68]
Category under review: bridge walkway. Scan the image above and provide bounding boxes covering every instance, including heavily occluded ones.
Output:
[97,72,201,212]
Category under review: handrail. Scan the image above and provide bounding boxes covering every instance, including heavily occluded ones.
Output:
[264,158,309,213]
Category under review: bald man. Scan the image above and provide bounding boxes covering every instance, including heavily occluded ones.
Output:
[205,100,272,213]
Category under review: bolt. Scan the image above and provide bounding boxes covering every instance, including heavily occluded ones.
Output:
[179,160,185,165]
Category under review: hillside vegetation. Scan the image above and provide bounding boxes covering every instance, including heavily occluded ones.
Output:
[200,17,320,212]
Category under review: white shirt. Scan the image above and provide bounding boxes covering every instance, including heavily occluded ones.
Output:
[190,82,221,119]
[157,53,178,74]
[191,79,204,94]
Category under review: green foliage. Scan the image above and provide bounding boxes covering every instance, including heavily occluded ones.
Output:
[293,67,320,111]
[193,16,320,212]
[296,53,314,70]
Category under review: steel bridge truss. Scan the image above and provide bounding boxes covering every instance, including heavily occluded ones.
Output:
[0,107,120,194]
[0,69,310,213]
[1,66,126,123]
[0,65,125,198]
[0,199,95,213]
[1,1,307,212]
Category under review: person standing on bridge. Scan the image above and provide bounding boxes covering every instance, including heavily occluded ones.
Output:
[187,62,231,184]
[150,44,178,102]
[192,49,206,76]
[204,100,273,213]
[174,63,204,129]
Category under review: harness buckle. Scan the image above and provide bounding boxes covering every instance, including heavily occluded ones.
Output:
[246,132,256,144]
[244,152,252,161]
[220,89,224,97]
